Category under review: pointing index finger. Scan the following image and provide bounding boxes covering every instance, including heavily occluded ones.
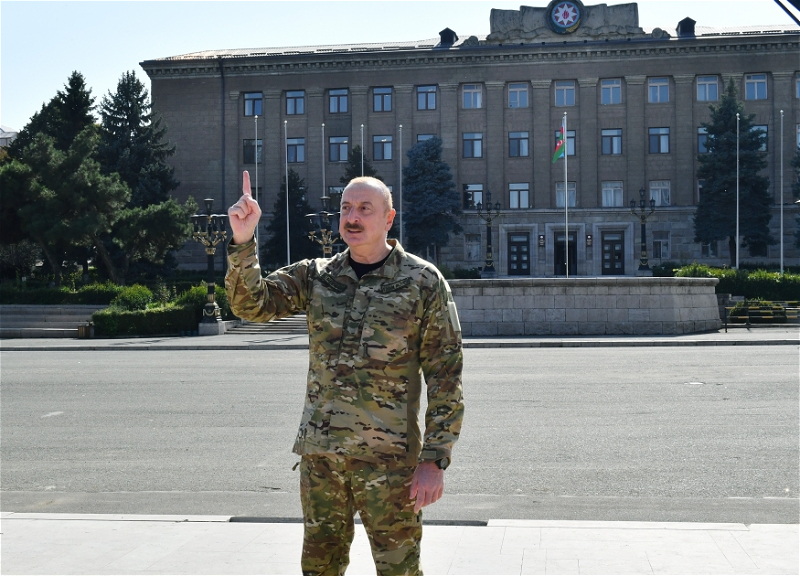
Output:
[242,171,252,197]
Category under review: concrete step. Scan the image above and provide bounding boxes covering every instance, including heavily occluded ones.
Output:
[226,314,308,335]
[0,304,105,338]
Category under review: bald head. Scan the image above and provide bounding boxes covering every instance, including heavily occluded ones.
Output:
[342,177,393,213]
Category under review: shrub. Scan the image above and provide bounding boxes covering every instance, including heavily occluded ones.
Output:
[72,282,124,304]
[110,284,153,311]
[675,264,800,301]
[92,304,197,337]
[176,283,233,321]
[452,267,481,279]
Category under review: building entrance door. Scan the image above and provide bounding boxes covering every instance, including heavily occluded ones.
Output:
[554,232,577,276]
[602,231,625,275]
[508,233,530,276]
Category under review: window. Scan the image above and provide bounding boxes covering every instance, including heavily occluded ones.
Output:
[417,85,437,110]
[697,76,718,101]
[465,234,482,261]
[373,135,392,160]
[601,129,622,155]
[286,90,305,115]
[555,81,575,106]
[287,138,305,163]
[797,125,800,148]
[556,182,576,208]
[752,125,767,151]
[555,129,576,156]
[329,89,348,113]
[649,180,671,206]
[329,136,348,162]
[508,83,528,108]
[417,134,435,142]
[463,133,483,158]
[509,131,529,157]
[373,87,392,112]
[601,181,623,207]
[509,183,529,209]
[701,241,718,258]
[244,92,262,116]
[653,231,670,260]
[698,127,708,153]
[463,84,482,109]
[648,77,669,103]
[649,127,670,154]
[243,139,262,164]
[745,74,767,100]
[601,79,621,105]
[464,184,483,209]
[796,74,800,98]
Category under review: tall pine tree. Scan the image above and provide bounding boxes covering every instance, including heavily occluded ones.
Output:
[401,136,461,260]
[261,169,318,268]
[339,144,382,185]
[694,79,772,266]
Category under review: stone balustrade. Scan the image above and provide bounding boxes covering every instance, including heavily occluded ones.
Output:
[449,277,721,336]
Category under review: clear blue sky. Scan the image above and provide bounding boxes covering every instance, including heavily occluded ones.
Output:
[1,0,796,131]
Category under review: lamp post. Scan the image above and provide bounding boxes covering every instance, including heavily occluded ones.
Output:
[630,187,656,275]
[191,198,228,327]
[306,195,340,257]
[476,191,501,278]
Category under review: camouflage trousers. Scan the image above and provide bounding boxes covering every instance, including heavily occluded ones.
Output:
[299,454,423,576]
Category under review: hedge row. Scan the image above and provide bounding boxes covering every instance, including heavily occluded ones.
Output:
[92,304,198,337]
[0,281,124,305]
[674,264,800,301]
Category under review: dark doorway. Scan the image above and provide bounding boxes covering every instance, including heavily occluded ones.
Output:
[554,232,577,276]
[602,231,625,275]
[508,233,530,276]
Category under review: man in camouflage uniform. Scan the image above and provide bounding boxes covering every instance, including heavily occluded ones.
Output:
[226,172,464,576]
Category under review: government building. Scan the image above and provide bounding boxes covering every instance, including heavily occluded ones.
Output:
[140,1,800,276]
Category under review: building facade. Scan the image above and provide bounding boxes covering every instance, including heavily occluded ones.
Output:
[140,1,800,274]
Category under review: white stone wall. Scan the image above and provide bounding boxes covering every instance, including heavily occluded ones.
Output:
[449,277,721,336]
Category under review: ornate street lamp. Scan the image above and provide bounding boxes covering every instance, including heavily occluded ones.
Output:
[630,187,656,275]
[306,195,340,257]
[191,198,228,324]
[476,191,502,278]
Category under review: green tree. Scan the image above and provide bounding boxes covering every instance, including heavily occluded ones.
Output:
[694,79,772,266]
[339,144,382,185]
[401,136,461,261]
[261,169,318,268]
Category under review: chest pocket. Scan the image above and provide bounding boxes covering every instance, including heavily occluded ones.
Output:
[359,277,418,362]
[308,272,350,356]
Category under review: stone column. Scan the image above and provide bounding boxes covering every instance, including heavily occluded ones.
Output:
[306,88,324,198]
[578,77,598,207]
[485,81,506,203]
[439,83,459,177]
[531,79,552,208]
[624,75,646,192]
[674,74,695,206]
[350,85,369,163]
[262,90,283,210]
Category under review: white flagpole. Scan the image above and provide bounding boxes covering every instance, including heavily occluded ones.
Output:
[284,120,290,266]
[736,112,740,270]
[399,124,403,246]
[780,110,784,274]
[564,112,569,278]
[360,124,364,176]
[321,123,326,200]
[254,114,259,247]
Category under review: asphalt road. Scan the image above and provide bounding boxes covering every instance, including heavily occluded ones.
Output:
[1,346,797,524]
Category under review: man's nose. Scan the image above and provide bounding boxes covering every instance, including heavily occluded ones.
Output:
[342,207,358,221]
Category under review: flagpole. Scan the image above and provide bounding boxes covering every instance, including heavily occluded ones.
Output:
[360,124,364,176]
[284,120,290,266]
[398,124,403,246]
[780,109,784,274]
[321,123,326,200]
[564,112,569,278]
[254,114,259,247]
[736,112,739,270]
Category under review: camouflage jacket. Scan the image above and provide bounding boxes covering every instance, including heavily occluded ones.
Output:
[225,239,464,467]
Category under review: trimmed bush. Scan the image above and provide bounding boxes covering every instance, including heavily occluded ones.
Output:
[675,264,800,301]
[176,283,233,321]
[0,281,123,305]
[110,284,153,311]
[92,304,197,337]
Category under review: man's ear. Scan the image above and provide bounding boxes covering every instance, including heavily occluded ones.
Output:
[385,208,396,231]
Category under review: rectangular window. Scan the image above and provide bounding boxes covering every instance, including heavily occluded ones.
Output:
[601,79,621,105]
[555,81,575,106]
[243,139,262,164]
[509,183,529,209]
[329,136,348,162]
[649,180,671,206]
[556,182,576,208]
[601,181,624,207]
[796,74,800,98]
[509,131,529,157]
[797,125,800,148]
[373,87,392,112]
[373,135,392,160]
[463,132,483,158]
[329,89,348,113]
[745,74,767,100]
[417,134,435,142]
[287,137,305,163]
[653,231,670,260]
[752,125,767,151]
[701,241,718,258]
[649,127,670,154]
[464,184,483,209]
[417,85,437,110]
[508,83,528,108]
[648,77,669,103]
[601,129,622,155]
[697,76,718,101]
[286,90,305,115]
[244,92,262,116]
[463,84,482,109]
[555,129,576,156]
[698,127,708,153]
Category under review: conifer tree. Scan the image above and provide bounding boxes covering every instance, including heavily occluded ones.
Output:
[694,79,772,265]
[339,144,382,185]
[261,169,318,268]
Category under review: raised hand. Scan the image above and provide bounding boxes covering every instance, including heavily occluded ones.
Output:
[228,171,262,245]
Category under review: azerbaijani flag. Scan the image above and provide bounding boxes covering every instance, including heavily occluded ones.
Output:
[552,120,566,163]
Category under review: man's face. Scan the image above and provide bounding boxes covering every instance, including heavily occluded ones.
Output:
[339,184,395,252]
